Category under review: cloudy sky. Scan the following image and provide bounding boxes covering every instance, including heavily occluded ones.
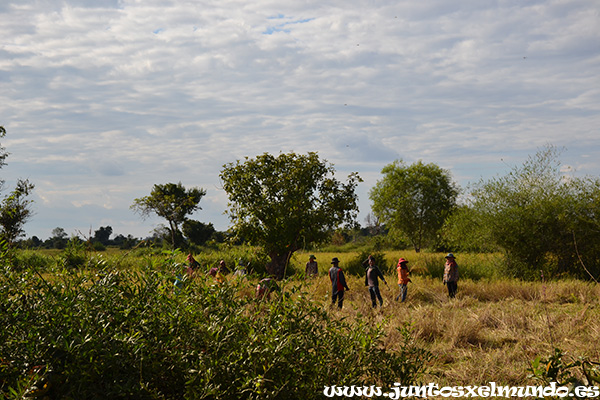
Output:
[1,0,599,241]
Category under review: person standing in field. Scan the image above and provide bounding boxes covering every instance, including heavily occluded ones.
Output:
[186,253,199,276]
[305,254,318,277]
[329,257,350,309]
[364,255,388,308]
[443,253,459,298]
[395,258,411,302]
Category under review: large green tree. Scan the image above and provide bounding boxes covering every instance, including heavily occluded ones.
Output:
[370,160,459,252]
[453,145,600,279]
[131,182,206,248]
[220,152,361,279]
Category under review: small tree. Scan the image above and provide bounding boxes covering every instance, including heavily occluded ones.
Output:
[370,160,459,252]
[131,182,206,248]
[220,152,361,279]
[93,226,113,245]
[0,179,35,247]
[0,126,35,248]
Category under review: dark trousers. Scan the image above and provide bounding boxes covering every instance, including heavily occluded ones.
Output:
[396,284,407,302]
[332,290,345,309]
[369,286,383,307]
[447,281,458,298]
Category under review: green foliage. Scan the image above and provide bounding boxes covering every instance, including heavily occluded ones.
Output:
[182,219,216,247]
[0,179,35,247]
[131,182,206,248]
[441,205,499,253]
[220,152,362,279]
[0,127,34,247]
[529,348,600,394]
[0,258,430,399]
[370,160,459,252]
[459,145,600,279]
[11,249,54,272]
[344,250,388,276]
[57,237,88,269]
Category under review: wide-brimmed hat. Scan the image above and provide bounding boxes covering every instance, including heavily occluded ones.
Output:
[331,257,340,264]
[445,253,455,259]
[398,258,408,264]
[309,254,316,260]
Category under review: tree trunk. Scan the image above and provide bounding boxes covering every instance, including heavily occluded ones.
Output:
[266,252,293,280]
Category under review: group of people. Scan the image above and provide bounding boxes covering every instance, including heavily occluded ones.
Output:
[184,254,280,299]
[182,251,460,306]
[324,253,460,310]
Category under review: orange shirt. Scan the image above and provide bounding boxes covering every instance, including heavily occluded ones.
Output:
[397,266,411,285]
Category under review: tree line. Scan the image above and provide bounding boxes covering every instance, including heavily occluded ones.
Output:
[2,123,599,281]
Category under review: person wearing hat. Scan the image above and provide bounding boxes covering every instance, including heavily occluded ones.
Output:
[443,253,459,298]
[395,258,411,302]
[365,255,388,308]
[328,257,350,309]
[305,254,318,278]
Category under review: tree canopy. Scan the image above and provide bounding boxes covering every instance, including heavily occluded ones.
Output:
[369,160,458,252]
[220,152,361,278]
[0,179,35,247]
[449,145,600,279]
[131,182,206,248]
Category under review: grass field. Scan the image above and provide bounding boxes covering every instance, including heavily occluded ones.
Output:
[3,247,600,397]
[288,250,600,387]
[295,273,600,387]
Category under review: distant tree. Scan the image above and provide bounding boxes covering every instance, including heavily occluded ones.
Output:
[48,227,68,249]
[131,182,206,248]
[220,152,361,279]
[370,160,459,252]
[112,233,138,249]
[364,212,384,236]
[0,179,35,247]
[93,226,113,245]
[51,227,68,240]
[182,220,216,246]
[20,235,43,248]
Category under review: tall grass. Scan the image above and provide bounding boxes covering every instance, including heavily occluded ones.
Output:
[3,247,599,397]
[294,250,502,280]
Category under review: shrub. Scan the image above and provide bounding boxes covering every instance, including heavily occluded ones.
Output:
[0,258,430,399]
[10,249,54,272]
[56,238,88,269]
[344,250,388,276]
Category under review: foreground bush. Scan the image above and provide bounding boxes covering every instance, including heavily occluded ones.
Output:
[0,261,430,399]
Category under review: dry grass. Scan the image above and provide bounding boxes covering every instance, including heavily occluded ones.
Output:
[289,270,600,387]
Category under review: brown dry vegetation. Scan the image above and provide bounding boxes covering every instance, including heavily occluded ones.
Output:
[288,251,600,387]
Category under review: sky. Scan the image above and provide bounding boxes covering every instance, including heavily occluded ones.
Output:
[1,0,599,241]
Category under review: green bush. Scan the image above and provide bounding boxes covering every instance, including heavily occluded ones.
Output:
[0,257,430,399]
[11,249,54,272]
[344,250,388,276]
[57,238,88,269]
